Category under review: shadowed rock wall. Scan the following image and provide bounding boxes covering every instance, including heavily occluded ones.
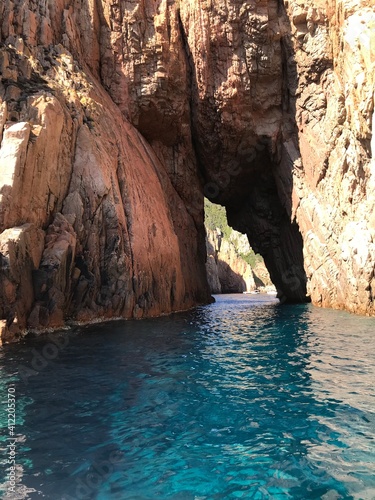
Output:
[97,0,310,303]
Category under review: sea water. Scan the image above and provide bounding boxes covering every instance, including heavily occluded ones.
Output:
[0,295,374,499]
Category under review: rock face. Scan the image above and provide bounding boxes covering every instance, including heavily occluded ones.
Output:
[0,0,211,343]
[179,0,375,313]
[206,229,257,293]
[178,0,309,304]
[205,227,275,294]
[0,0,374,342]
[284,0,375,314]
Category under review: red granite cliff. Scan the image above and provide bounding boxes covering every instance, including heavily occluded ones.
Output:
[0,0,374,342]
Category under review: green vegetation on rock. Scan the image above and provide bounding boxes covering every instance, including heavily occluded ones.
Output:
[204,198,232,239]
[239,250,263,268]
[204,198,263,268]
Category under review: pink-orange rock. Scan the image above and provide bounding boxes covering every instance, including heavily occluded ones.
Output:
[0,0,211,344]
[0,223,45,343]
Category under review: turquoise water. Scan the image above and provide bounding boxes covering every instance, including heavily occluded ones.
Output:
[0,294,374,499]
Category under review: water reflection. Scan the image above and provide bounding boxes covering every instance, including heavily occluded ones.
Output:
[194,296,374,499]
[0,295,373,499]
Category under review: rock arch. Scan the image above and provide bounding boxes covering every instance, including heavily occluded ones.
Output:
[1,0,374,342]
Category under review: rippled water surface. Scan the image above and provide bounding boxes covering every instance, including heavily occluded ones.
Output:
[0,295,374,499]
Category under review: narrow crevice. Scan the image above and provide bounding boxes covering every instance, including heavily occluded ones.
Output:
[176,7,204,181]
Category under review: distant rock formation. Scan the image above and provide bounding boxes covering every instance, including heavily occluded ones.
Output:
[206,228,256,293]
[0,0,374,342]
[205,227,275,294]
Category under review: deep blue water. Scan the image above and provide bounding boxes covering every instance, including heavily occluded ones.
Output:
[0,294,374,499]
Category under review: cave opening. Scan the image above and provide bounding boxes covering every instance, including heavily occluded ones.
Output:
[198,139,310,305]
[204,197,274,295]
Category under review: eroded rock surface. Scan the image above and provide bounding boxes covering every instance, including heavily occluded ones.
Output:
[206,229,257,293]
[98,0,309,302]
[285,0,375,314]
[177,0,374,312]
[0,0,211,343]
[0,0,374,342]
